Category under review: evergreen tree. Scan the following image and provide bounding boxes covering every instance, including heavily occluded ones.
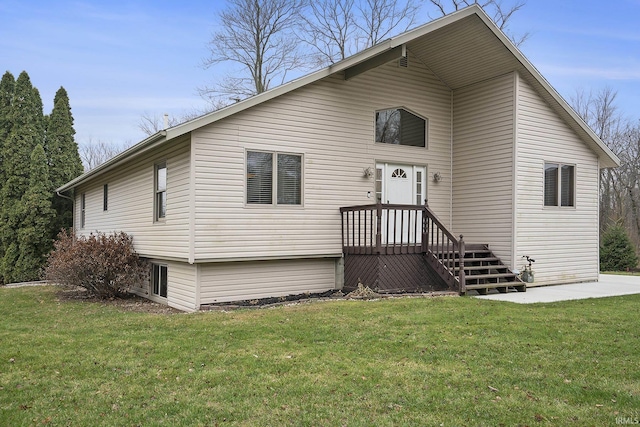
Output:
[0,71,44,283]
[600,224,638,271]
[0,72,16,281]
[10,144,57,282]
[1,71,44,202]
[45,87,83,233]
[0,72,15,186]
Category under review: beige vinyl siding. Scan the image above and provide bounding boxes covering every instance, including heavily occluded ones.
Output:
[199,258,336,304]
[165,261,197,312]
[452,73,515,267]
[516,76,599,285]
[74,136,191,260]
[128,260,197,312]
[192,51,453,261]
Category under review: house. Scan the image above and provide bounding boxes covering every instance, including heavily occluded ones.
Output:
[57,5,620,312]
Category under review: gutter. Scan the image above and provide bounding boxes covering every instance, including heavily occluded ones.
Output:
[57,131,167,193]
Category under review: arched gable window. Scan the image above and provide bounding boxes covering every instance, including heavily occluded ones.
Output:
[375,108,426,147]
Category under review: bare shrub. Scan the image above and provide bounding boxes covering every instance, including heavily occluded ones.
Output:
[44,230,149,299]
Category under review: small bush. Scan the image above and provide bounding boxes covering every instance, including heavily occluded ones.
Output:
[600,224,638,271]
[44,230,149,299]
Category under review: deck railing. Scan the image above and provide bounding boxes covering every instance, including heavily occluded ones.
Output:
[340,203,465,292]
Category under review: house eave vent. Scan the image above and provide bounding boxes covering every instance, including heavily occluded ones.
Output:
[399,56,408,68]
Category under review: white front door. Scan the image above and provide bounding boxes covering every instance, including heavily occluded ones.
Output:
[376,163,426,244]
[376,163,426,205]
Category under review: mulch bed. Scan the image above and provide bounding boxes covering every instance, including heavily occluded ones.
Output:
[47,284,456,314]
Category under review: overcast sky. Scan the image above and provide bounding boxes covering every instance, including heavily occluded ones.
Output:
[1,0,639,148]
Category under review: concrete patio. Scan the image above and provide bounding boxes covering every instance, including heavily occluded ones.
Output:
[474,274,640,303]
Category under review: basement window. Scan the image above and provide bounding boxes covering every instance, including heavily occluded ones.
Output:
[375,108,426,147]
[544,163,575,207]
[152,263,168,298]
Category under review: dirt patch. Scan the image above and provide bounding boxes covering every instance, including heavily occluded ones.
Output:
[56,287,181,315]
[55,286,457,314]
[201,289,345,310]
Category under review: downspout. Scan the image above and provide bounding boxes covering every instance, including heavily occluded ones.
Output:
[56,190,75,233]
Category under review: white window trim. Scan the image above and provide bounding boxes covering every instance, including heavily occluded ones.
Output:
[80,193,86,228]
[151,263,168,300]
[543,161,576,209]
[103,184,108,212]
[245,149,304,207]
[154,162,167,222]
[373,106,429,149]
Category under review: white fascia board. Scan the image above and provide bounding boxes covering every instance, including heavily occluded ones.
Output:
[166,43,399,140]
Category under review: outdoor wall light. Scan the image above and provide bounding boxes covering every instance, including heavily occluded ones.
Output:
[363,167,374,178]
[433,171,442,183]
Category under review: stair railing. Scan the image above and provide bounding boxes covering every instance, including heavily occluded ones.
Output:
[339,203,466,292]
[422,204,465,293]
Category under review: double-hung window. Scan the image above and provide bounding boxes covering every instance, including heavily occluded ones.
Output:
[155,162,167,220]
[246,151,302,205]
[80,193,86,228]
[544,163,575,207]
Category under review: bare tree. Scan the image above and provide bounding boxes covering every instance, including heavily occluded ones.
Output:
[137,108,213,137]
[201,0,308,101]
[356,0,420,47]
[298,0,419,66]
[299,0,357,65]
[138,112,182,136]
[79,139,133,171]
[571,87,640,248]
[426,0,529,46]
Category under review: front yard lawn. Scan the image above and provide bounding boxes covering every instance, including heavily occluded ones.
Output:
[1,286,639,426]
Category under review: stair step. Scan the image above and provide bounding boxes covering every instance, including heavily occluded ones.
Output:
[464,273,519,281]
[439,255,499,262]
[452,265,509,272]
[448,257,502,266]
[466,284,527,293]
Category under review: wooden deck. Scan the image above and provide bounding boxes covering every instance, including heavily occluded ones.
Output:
[340,204,525,295]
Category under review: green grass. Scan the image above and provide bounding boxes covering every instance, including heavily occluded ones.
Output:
[601,270,640,276]
[1,287,639,426]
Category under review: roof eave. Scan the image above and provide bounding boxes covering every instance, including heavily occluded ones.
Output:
[166,7,480,140]
[56,131,167,193]
[464,6,620,168]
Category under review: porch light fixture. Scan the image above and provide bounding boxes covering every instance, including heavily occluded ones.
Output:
[432,171,442,183]
[363,167,374,178]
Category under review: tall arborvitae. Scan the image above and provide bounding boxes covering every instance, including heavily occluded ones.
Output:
[0,72,16,281]
[45,87,83,234]
[9,144,57,282]
[0,71,44,283]
[1,71,44,202]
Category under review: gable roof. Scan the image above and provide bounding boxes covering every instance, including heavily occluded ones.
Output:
[58,5,619,193]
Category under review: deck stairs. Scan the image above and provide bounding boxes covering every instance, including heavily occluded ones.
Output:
[441,244,526,295]
[340,203,526,296]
